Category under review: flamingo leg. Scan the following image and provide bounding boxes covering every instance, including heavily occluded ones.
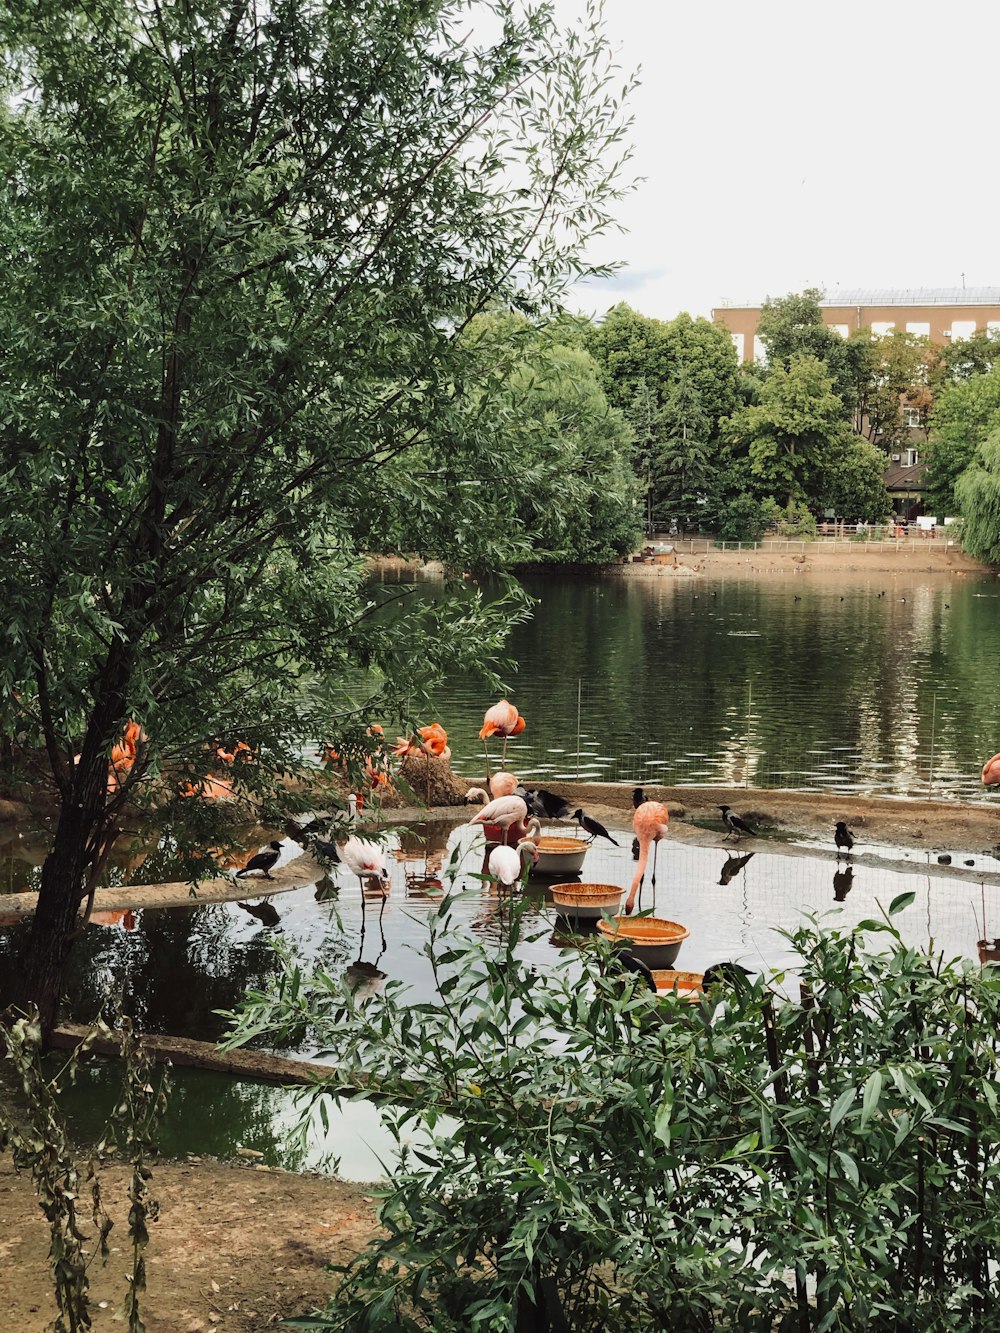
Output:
[377,893,387,954]
[501,734,508,768]
[482,738,492,778]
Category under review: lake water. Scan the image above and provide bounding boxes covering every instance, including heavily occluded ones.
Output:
[8,566,1000,1176]
[415,569,1000,800]
[36,812,1000,1177]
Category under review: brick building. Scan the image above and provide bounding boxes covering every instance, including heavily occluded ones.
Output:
[712,287,1000,363]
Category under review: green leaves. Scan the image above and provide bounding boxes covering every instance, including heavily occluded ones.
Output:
[228,899,1000,1330]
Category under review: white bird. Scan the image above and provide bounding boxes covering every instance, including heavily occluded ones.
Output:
[464,786,489,805]
[339,836,390,894]
[467,795,528,831]
[488,844,523,887]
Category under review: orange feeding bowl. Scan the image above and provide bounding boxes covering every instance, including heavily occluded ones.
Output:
[652,969,705,1001]
[596,915,690,969]
[549,881,623,919]
[533,835,589,877]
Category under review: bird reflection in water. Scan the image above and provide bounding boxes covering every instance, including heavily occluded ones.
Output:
[718,851,755,886]
[235,897,281,929]
[832,865,854,902]
[393,825,451,899]
[346,881,388,989]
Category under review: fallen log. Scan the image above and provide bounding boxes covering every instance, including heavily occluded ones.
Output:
[50,1021,376,1093]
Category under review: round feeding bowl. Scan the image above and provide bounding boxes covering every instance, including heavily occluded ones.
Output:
[533,835,590,877]
[596,915,690,969]
[550,882,623,920]
[652,969,705,1002]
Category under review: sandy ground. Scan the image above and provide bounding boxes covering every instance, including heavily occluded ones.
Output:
[0,1156,379,1332]
[619,538,992,579]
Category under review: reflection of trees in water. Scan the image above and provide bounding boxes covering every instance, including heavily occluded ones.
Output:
[59,903,352,1049]
[59,1061,317,1171]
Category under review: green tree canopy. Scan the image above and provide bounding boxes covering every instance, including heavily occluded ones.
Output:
[443,316,641,563]
[821,437,893,523]
[844,328,931,448]
[0,0,632,1031]
[756,289,852,407]
[923,363,1000,517]
[585,305,739,526]
[734,354,846,507]
[955,428,1000,564]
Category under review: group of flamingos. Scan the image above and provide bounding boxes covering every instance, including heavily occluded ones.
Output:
[465,699,668,913]
[338,703,1000,913]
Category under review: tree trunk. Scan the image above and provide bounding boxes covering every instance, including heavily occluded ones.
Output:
[5,649,132,1037]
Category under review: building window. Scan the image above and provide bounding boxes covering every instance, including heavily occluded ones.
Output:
[906,321,930,338]
[871,321,895,337]
[830,324,849,338]
[903,407,922,430]
[951,320,976,341]
[730,332,745,361]
[753,335,766,365]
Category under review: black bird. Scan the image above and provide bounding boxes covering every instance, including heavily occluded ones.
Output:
[236,839,283,880]
[719,850,755,885]
[572,809,619,845]
[521,787,571,820]
[834,821,854,857]
[611,949,657,993]
[718,805,756,840]
[702,961,754,988]
[632,786,647,809]
[833,865,854,901]
[312,838,342,865]
[631,835,640,860]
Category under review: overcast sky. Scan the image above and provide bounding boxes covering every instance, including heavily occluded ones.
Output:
[554,0,1000,323]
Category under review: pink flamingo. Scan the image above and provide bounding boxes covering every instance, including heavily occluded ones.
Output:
[983,753,1000,786]
[479,699,526,775]
[467,794,528,832]
[626,799,670,914]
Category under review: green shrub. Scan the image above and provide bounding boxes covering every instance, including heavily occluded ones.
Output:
[230,896,1000,1332]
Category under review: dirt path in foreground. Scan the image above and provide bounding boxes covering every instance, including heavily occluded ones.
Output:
[0,1156,379,1333]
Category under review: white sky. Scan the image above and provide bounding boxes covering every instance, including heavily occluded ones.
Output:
[554,0,1000,322]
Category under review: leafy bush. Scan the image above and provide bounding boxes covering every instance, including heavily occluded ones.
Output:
[229,896,1000,1332]
[772,500,817,539]
[717,493,774,542]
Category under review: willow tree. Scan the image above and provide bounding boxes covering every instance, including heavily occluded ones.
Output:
[955,429,1000,565]
[0,0,632,1032]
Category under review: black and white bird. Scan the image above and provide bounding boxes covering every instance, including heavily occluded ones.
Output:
[236,839,283,880]
[834,821,854,857]
[572,809,620,846]
[312,838,342,865]
[719,805,757,840]
[632,787,647,809]
[611,949,657,993]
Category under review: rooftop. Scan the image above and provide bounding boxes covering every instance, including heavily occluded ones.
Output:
[716,288,1000,310]
[822,288,1000,307]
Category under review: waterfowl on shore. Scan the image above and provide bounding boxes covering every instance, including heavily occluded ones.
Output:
[236,840,282,880]
[571,809,619,845]
[834,821,854,857]
[719,805,757,840]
